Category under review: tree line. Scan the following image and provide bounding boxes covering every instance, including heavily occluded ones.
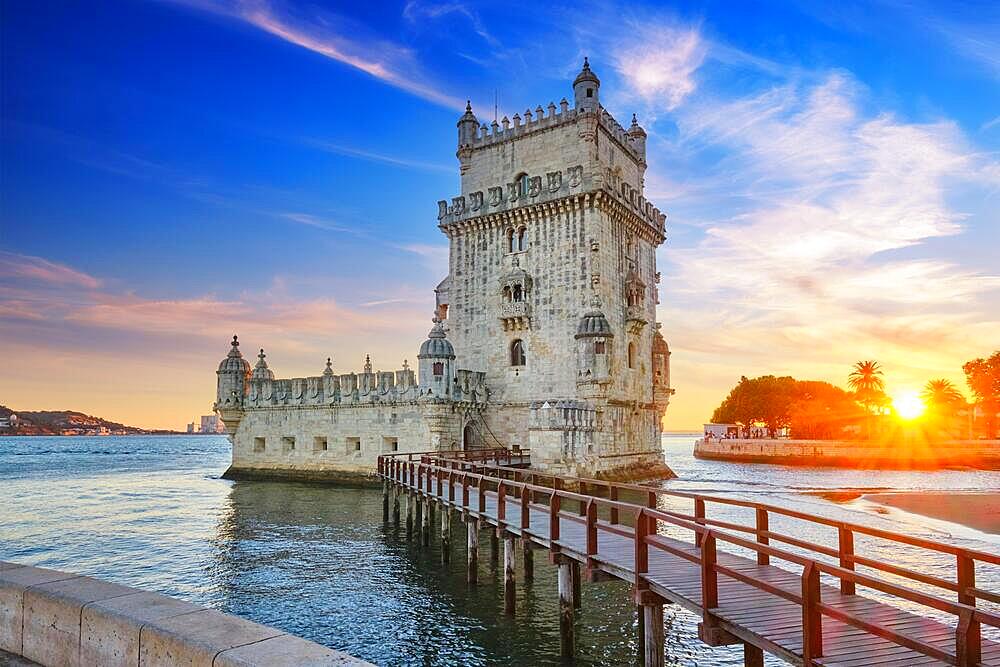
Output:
[710,351,1000,440]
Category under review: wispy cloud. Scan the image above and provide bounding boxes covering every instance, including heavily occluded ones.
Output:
[302,140,452,173]
[613,24,706,111]
[165,0,464,109]
[278,212,356,233]
[0,251,102,290]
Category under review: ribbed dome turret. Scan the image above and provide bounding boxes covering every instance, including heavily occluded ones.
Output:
[218,335,251,373]
[575,310,613,338]
[628,113,647,137]
[418,318,455,358]
[573,57,600,87]
[252,348,274,381]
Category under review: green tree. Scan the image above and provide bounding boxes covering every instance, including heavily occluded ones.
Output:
[920,379,964,414]
[963,351,1000,438]
[788,381,865,440]
[848,360,886,437]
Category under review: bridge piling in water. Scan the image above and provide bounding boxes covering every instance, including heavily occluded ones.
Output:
[503,534,516,615]
[557,557,574,659]
[466,518,479,584]
[378,449,1000,667]
[441,508,452,563]
[392,489,400,526]
[405,492,414,539]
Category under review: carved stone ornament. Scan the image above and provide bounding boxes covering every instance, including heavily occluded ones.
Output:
[437,200,449,219]
[452,196,466,215]
[568,165,583,188]
[528,176,542,198]
[547,171,562,192]
[489,186,503,207]
[470,191,483,211]
[507,182,518,202]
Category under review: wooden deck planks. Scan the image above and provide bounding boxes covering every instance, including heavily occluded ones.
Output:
[396,477,998,667]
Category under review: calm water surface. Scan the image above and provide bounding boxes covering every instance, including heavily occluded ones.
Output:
[1,435,998,666]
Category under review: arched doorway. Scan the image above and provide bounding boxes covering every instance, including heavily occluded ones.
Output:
[463,423,477,451]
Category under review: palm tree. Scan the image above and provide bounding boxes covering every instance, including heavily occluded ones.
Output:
[921,379,964,412]
[849,360,885,437]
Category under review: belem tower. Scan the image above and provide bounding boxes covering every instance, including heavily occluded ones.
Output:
[214,60,675,483]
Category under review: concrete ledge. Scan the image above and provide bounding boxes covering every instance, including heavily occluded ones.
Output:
[0,563,372,667]
[222,465,379,487]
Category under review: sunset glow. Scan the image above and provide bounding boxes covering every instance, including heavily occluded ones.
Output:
[892,391,926,421]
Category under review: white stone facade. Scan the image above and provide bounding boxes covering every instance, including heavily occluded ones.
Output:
[215,61,674,483]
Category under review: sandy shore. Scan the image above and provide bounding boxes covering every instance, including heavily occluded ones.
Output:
[864,492,1000,534]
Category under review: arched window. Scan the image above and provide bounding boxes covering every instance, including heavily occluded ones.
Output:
[506,228,516,253]
[432,362,444,376]
[594,340,606,355]
[628,342,636,369]
[502,286,512,303]
[517,226,527,251]
[512,284,523,302]
[510,339,526,367]
[516,173,529,199]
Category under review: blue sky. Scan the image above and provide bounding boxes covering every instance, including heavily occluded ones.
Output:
[2,0,998,428]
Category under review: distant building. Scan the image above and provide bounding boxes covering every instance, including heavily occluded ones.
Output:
[186,422,196,434]
[199,415,225,434]
[0,414,15,429]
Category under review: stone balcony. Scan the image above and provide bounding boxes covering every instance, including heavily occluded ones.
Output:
[625,304,647,334]
[499,301,531,331]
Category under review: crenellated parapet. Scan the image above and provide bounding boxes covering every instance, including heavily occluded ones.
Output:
[436,163,666,237]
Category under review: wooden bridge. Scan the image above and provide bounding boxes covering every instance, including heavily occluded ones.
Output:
[377,451,1000,667]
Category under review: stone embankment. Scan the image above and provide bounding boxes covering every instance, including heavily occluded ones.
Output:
[0,562,371,666]
[694,438,1000,469]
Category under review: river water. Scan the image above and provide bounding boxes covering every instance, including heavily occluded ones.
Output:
[1,434,997,666]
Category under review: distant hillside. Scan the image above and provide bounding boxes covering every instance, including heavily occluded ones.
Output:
[0,405,182,435]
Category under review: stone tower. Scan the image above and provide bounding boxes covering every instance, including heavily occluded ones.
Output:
[436,60,673,478]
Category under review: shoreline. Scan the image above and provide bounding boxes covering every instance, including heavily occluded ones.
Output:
[862,491,1000,534]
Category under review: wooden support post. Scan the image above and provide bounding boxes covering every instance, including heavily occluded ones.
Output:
[558,559,575,659]
[421,499,431,547]
[957,554,976,606]
[467,519,479,584]
[838,526,855,595]
[571,560,582,609]
[522,539,534,584]
[642,598,665,667]
[609,486,619,525]
[504,534,516,615]
[801,561,823,664]
[414,496,423,545]
[428,498,435,529]
[694,498,705,547]
[743,643,764,667]
[698,530,722,645]
[957,608,982,667]
[392,489,400,526]
[490,528,499,566]
[636,604,645,666]
[382,481,390,523]
[441,507,452,564]
[755,509,769,566]
[405,492,413,540]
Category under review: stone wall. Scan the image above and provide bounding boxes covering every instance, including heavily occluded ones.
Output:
[226,401,474,484]
[0,562,368,666]
[694,438,1000,469]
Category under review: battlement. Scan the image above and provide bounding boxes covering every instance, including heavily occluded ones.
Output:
[436,162,666,235]
[464,101,644,164]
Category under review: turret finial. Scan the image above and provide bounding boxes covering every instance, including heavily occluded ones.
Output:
[402,359,410,371]
[232,334,239,347]
[466,100,472,112]
[364,354,372,374]
[258,348,266,363]
[583,56,590,69]
[631,113,638,126]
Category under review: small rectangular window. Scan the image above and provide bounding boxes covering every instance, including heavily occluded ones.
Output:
[347,437,361,454]
[313,436,328,452]
[253,437,265,453]
[382,436,399,453]
[586,88,593,98]
[281,436,295,453]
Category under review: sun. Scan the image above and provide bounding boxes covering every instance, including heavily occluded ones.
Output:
[892,391,926,420]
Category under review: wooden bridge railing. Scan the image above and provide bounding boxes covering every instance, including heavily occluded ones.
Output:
[378,453,999,666]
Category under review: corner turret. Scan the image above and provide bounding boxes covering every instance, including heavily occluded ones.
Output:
[418,317,456,397]
[628,113,647,165]
[575,297,614,389]
[252,349,275,381]
[573,57,600,111]
[457,100,478,147]
[215,335,251,435]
